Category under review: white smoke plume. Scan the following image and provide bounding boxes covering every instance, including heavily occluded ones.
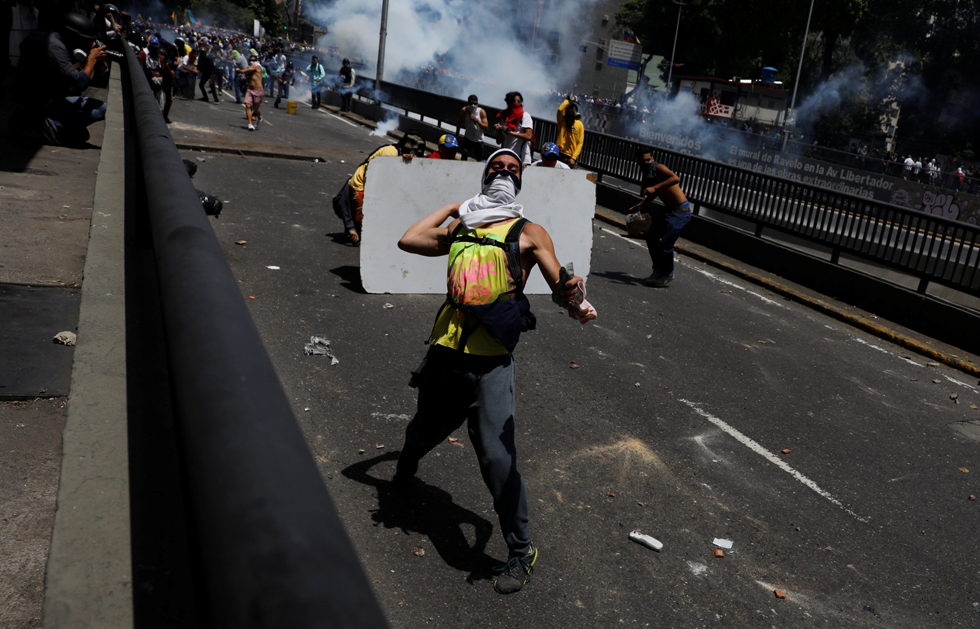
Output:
[301,0,601,115]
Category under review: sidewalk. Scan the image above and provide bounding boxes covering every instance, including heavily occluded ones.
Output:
[0,78,105,626]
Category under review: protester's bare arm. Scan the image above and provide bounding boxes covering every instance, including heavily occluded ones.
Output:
[455,108,465,137]
[80,44,107,79]
[630,164,682,211]
[398,203,462,256]
[522,223,583,301]
[510,127,534,142]
[477,109,489,131]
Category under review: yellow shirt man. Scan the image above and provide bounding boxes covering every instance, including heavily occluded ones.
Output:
[556,99,584,166]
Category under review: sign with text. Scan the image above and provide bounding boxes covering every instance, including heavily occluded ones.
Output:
[607,40,641,71]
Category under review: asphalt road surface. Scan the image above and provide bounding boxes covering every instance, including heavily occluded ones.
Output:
[170,93,980,628]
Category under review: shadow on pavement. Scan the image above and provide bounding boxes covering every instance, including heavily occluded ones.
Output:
[342,452,499,584]
[590,269,646,285]
[329,264,365,293]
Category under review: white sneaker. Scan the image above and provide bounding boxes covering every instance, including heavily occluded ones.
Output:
[248,123,255,131]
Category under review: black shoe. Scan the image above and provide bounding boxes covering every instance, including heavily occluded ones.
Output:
[274,102,279,108]
[493,544,538,594]
[198,96,210,101]
[164,117,172,124]
[41,119,59,144]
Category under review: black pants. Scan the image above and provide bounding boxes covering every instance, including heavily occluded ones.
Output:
[311,85,321,108]
[460,137,484,162]
[558,153,577,169]
[341,91,353,112]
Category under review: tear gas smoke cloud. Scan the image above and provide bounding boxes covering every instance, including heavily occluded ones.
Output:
[302,0,600,115]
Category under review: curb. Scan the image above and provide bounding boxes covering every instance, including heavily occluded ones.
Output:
[593,208,980,379]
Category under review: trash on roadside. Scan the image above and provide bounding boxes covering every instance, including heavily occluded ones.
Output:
[571,365,581,369]
[714,549,725,558]
[713,538,734,549]
[358,448,365,454]
[774,589,786,599]
[267,265,280,270]
[53,331,76,346]
[607,491,616,498]
[959,467,969,473]
[635,382,641,387]
[196,157,206,162]
[376,444,385,449]
[781,449,791,454]
[383,303,394,309]
[628,530,663,552]
[235,240,246,245]
[448,437,463,447]
[950,393,959,400]
[304,336,331,355]
[304,336,340,365]
[249,296,256,300]
[932,379,941,384]
[413,548,425,557]
[927,362,940,367]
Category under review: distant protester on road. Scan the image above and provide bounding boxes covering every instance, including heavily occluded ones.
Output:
[556,95,584,168]
[455,94,488,162]
[339,58,355,112]
[10,11,108,145]
[302,55,326,109]
[630,146,691,288]
[393,148,593,595]
[333,133,423,246]
[238,54,264,130]
[494,91,533,165]
[274,61,295,108]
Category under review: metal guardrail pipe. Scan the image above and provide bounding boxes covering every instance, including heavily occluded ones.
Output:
[122,46,388,628]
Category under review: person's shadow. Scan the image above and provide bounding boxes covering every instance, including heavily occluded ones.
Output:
[589,269,646,285]
[342,452,499,583]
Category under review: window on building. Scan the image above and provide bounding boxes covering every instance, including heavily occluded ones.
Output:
[596,39,606,60]
[592,84,600,96]
[547,30,559,45]
[719,91,737,106]
[601,15,609,26]
[595,62,603,71]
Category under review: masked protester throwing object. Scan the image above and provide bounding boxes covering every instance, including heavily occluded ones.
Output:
[394,149,595,595]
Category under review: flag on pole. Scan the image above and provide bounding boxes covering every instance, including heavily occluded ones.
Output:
[186,9,196,25]
[623,29,640,45]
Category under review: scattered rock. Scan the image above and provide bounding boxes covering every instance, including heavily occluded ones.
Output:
[235,240,247,245]
[714,549,725,558]
[383,303,394,309]
[413,548,425,557]
[774,590,786,599]
[781,449,792,454]
[927,362,940,367]
[53,331,76,346]
[606,491,615,498]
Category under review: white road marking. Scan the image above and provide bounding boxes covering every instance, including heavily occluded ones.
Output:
[679,399,870,523]
[371,412,412,421]
[686,266,784,307]
[944,374,977,392]
[599,226,783,307]
[852,337,890,354]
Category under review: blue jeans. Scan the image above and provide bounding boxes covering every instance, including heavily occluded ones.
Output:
[274,82,289,105]
[645,207,692,275]
[234,76,245,102]
[43,96,107,145]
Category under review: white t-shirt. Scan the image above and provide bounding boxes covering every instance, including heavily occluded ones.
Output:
[531,159,571,169]
[501,112,534,164]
